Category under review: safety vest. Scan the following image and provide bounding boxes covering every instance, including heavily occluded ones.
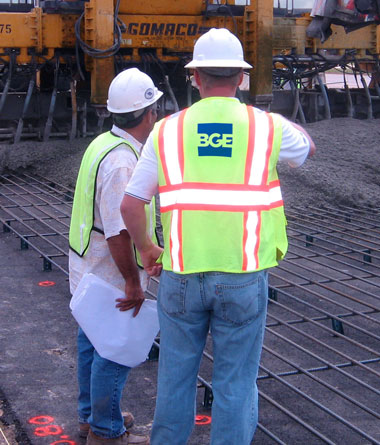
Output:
[152,97,287,274]
[69,131,157,266]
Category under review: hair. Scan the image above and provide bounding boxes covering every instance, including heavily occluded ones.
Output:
[196,67,243,89]
[112,102,157,129]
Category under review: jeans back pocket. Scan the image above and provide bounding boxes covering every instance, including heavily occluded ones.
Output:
[216,275,265,326]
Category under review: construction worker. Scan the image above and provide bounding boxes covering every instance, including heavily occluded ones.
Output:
[69,67,162,445]
[120,28,316,444]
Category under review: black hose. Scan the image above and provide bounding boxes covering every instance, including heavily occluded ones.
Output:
[74,0,122,59]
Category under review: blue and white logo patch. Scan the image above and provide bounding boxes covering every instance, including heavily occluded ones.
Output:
[144,88,154,100]
[197,123,233,157]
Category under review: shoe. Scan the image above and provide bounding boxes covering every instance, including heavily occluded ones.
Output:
[79,412,135,438]
[86,430,149,445]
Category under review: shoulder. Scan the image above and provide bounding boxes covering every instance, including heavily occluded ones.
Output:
[99,143,139,176]
[155,109,183,127]
[247,106,282,121]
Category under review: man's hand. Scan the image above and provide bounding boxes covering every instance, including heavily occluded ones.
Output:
[115,281,145,317]
[120,194,163,276]
[140,244,164,276]
[121,195,163,276]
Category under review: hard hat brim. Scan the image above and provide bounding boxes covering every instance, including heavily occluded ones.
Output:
[185,60,252,69]
[107,89,163,114]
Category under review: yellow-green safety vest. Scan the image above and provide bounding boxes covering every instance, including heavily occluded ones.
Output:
[152,97,287,273]
[69,131,157,267]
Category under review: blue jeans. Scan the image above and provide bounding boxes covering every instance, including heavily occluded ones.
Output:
[151,270,268,445]
[77,327,131,438]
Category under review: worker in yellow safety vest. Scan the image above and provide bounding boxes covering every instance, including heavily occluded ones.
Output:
[69,67,162,445]
[120,28,316,445]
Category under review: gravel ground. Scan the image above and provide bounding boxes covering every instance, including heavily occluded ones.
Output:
[0,117,379,210]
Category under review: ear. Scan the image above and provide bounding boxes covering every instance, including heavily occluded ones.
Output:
[238,71,244,86]
[194,69,201,88]
[146,108,157,127]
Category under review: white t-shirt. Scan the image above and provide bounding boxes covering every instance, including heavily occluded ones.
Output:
[69,126,148,294]
[125,108,310,203]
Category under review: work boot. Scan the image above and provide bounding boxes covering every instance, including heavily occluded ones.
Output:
[79,412,135,438]
[86,430,149,445]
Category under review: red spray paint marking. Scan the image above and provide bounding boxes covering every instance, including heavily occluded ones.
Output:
[38,281,56,287]
[34,425,63,437]
[29,416,55,425]
[28,415,77,445]
[195,415,212,425]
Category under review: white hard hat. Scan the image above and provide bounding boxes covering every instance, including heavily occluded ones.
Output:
[107,68,163,113]
[185,28,252,69]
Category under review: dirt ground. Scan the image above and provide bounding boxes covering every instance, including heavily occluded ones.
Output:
[0,117,379,210]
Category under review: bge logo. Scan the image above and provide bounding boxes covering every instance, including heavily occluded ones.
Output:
[197,123,233,157]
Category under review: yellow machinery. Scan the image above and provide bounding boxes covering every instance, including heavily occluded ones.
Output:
[0,0,273,141]
[0,1,379,142]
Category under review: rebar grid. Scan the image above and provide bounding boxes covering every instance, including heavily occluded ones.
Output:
[0,173,72,275]
[1,173,379,444]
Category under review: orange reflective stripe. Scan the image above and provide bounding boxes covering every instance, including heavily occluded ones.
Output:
[166,110,187,272]
[178,210,184,271]
[169,211,174,270]
[159,180,280,193]
[245,106,255,184]
[253,211,262,270]
[242,211,262,271]
[170,209,184,272]
[262,112,274,185]
[242,212,249,270]
[158,117,171,185]
[160,201,283,213]
[248,109,273,185]
[160,112,185,186]
[177,109,187,180]
[242,109,275,270]
[159,182,282,212]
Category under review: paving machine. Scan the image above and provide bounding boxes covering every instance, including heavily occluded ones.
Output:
[0,0,379,143]
[0,0,273,142]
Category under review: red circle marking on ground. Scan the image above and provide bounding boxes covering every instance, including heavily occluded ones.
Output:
[34,425,63,437]
[28,415,55,425]
[38,281,56,287]
[195,415,212,425]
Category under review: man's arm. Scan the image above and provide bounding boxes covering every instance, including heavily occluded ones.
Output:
[107,229,145,316]
[277,116,317,167]
[120,194,163,276]
[289,121,316,157]
[96,148,148,317]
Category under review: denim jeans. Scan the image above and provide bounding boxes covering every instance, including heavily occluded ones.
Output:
[77,327,131,438]
[150,270,268,445]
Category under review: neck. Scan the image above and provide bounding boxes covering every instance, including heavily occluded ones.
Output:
[122,126,147,144]
[200,86,237,99]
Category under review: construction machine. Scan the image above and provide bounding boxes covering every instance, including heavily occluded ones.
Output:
[307,0,380,43]
[272,0,380,122]
[0,0,379,143]
[0,0,274,142]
